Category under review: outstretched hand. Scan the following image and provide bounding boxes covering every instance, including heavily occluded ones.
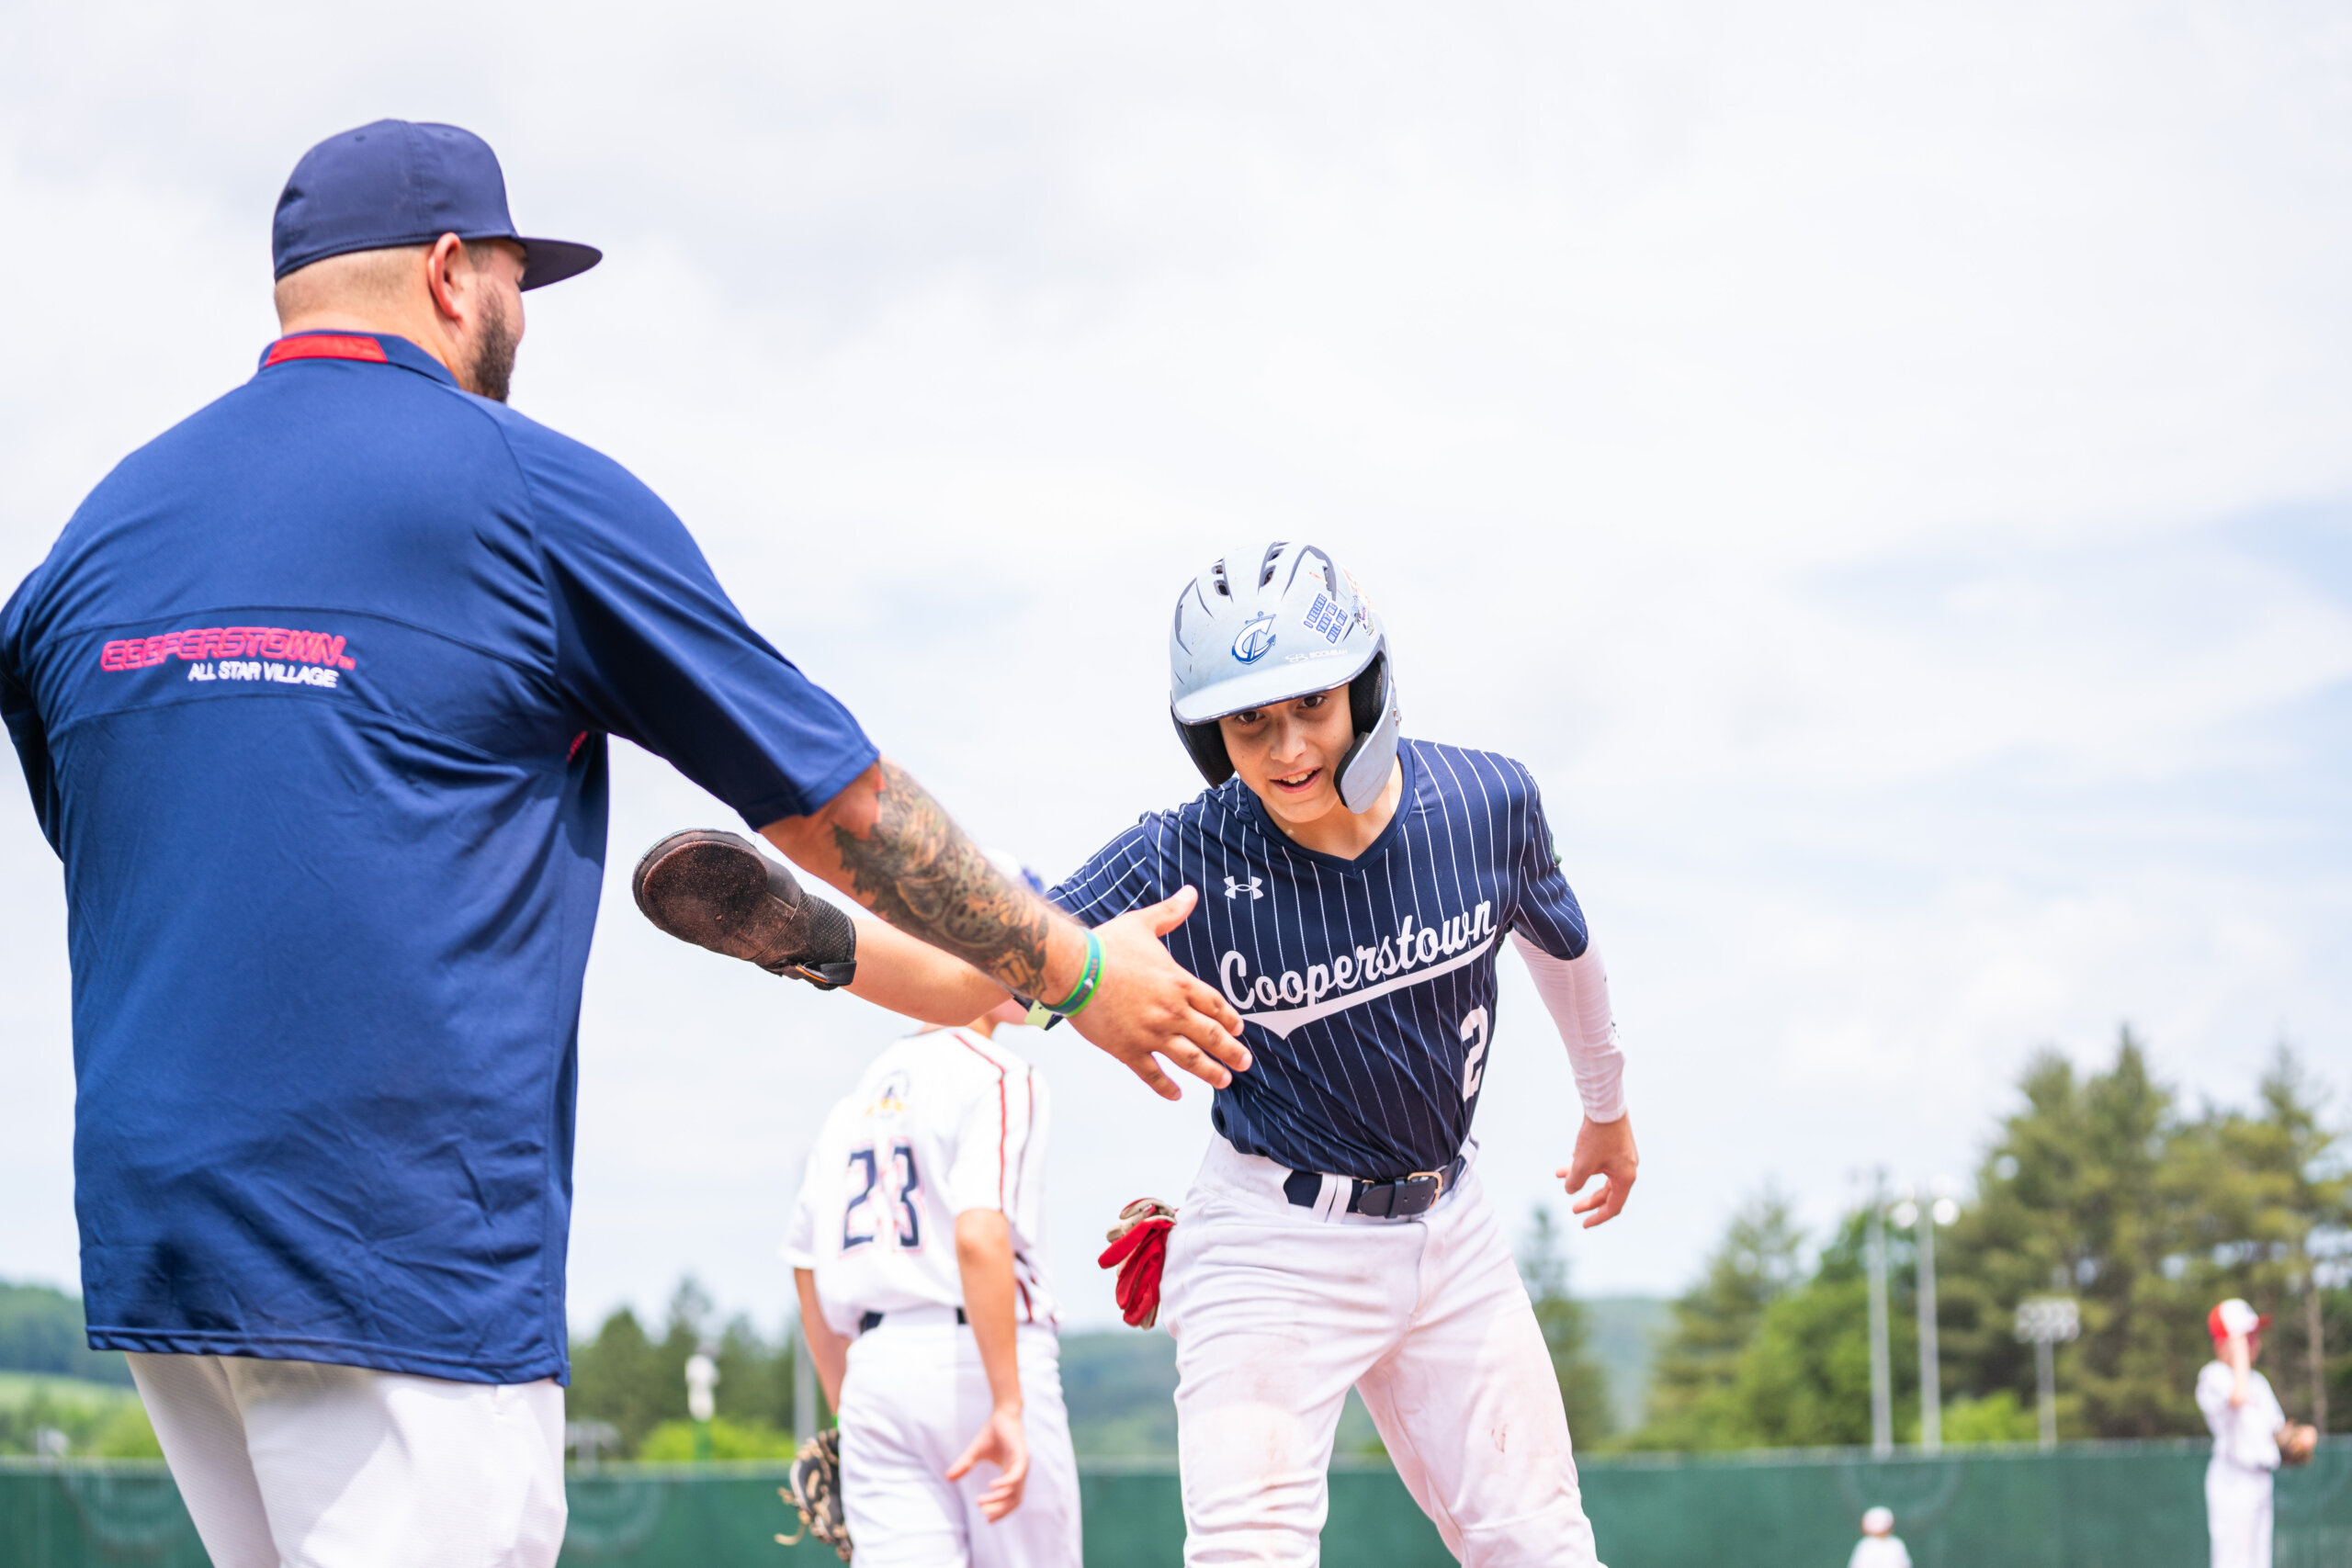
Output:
[945,1404,1030,1522]
[1070,886,1251,1100]
[1558,1113,1638,1228]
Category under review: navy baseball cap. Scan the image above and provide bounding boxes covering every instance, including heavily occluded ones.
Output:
[273,119,601,291]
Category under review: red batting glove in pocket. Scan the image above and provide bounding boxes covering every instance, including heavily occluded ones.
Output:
[1098,1199,1178,1330]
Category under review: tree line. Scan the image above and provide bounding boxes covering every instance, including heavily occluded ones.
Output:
[1616,1033,2348,1449]
[567,1278,807,1460]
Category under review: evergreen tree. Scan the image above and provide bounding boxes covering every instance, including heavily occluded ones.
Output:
[566,1305,672,1455]
[713,1312,796,1432]
[0,1282,134,1386]
[1629,1188,1804,1450]
[1928,1032,2192,1436]
[2166,1046,2350,1431]
[566,1275,802,1457]
[1719,1211,1918,1448]
[1518,1206,1615,1444]
[1931,1034,2348,1438]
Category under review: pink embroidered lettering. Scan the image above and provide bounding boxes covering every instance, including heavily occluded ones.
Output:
[96,625,359,675]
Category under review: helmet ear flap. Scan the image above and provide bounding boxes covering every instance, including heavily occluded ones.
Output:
[1173,708,1235,787]
[1335,649,1399,814]
[1349,651,1386,734]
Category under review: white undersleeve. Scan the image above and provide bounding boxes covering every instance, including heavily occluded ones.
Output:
[1510,932,1627,1123]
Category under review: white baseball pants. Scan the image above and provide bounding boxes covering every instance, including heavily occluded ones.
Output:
[836,1313,1083,1568]
[1160,1136,1603,1568]
[2206,1459,2274,1568]
[128,1352,567,1568]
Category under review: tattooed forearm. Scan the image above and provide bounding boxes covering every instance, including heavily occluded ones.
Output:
[831,760,1056,995]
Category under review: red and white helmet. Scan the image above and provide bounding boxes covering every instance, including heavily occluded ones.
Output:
[2209,1298,2271,1341]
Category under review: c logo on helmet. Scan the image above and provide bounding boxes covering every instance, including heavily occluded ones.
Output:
[1232,615,1278,663]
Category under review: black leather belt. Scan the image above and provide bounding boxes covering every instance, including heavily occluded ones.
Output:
[1283,1156,1466,1219]
[858,1307,967,1333]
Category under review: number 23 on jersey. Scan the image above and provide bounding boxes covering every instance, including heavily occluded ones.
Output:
[842,1141,923,1252]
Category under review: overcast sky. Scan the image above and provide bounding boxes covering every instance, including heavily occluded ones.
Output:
[3,2,2348,1335]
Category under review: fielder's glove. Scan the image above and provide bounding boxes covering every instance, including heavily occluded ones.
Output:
[1098,1199,1177,1329]
[634,829,857,990]
[775,1427,851,1562]
[2282,1423,2319,1467]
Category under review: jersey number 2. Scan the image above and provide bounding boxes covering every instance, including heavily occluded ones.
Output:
[1460,1008,1490,1100]
[842,1142,922,1252]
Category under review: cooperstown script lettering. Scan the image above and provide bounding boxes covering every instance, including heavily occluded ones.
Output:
[99,626,356,672]
[1219,902,1498,1040]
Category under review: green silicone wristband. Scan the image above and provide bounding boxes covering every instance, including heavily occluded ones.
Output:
[1046,929,1103,1017]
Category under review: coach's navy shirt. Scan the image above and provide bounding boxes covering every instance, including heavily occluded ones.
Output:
[0,332,876,1384]
[1051,739,1586,1180]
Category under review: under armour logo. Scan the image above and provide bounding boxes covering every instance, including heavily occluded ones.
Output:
[1224,875,1265,900]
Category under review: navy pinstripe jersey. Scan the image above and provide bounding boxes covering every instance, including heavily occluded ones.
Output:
[1049,738,1587,1179]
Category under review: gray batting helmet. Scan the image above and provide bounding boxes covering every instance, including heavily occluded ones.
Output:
[1168,541,1400,814]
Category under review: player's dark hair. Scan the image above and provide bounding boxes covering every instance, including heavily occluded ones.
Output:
[1174,657,1387,790]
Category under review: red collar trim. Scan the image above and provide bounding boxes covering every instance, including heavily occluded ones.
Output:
[264,333,389,367]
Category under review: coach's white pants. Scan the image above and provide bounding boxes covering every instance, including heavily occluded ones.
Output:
[128,1352,566,1568]
[2207,1460,2274,1568]
[837,1314,1083,1568]
[1161,1137,1602,1568]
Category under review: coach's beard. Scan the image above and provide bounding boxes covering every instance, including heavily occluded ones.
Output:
[466,295,518,403]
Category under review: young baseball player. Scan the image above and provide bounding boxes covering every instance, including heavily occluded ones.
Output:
[784,989,1083,1568]
[653,541,1636,1564]
[2198,1298,2320,1568]
[1049,540,1634,1565]
[1847,1506,1912,1568]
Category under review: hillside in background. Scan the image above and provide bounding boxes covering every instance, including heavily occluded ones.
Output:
[1583,1296,1670,1433]
[0,1281,131,1387]
[1058,1331,1178,1455]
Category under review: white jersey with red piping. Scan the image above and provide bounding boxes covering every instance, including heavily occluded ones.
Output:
[783,1025,1057,1337]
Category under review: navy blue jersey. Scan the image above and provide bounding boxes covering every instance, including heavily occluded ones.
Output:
[0,332,876,1383]
[1050,739,1585,1179]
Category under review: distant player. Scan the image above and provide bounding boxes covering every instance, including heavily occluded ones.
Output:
[784,976,1083,1568]
[2198,1297,2319,1568]
[1847,1506,1911,1568]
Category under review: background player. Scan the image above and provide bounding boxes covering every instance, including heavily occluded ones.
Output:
[653,540,1638,1564]
[2199,1297,2319,1568]
[785,927,1083,1568]
[1846,1506,1911,1568]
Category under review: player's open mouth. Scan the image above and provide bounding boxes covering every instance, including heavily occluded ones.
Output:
[1271,768,1321,794]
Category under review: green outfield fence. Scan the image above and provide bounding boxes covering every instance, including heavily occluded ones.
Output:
[5,1442,2349,1567]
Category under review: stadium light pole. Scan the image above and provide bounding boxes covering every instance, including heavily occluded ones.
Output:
[686,1347,718,1463]
[2015,1297,2080,1452]
[564,1419,618,1472]
[1894,1189,1958,1454]
[1865,1176,1894,1459]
